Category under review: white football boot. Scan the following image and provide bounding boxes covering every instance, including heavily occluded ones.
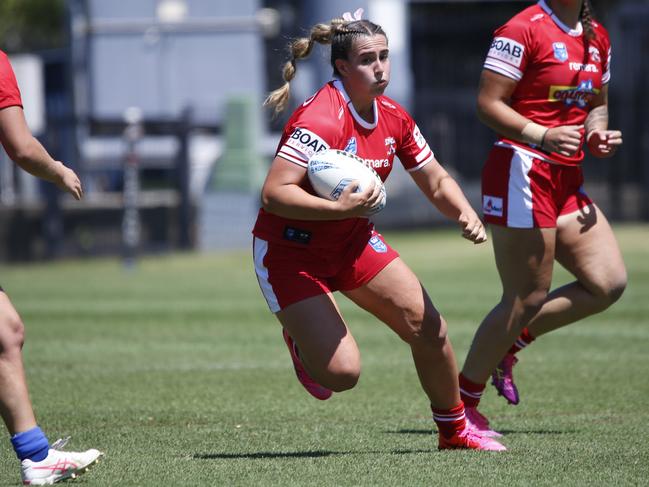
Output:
[20,437,103,485]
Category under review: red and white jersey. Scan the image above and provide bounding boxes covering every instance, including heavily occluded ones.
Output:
[483,0,611,165]
[0,50,22,110]
[253,79,435,247]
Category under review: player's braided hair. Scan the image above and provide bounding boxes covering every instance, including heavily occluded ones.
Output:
[264,19,387,115]
[580,0,596,41]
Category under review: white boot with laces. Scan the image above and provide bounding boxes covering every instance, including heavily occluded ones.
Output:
[20,437,103,485]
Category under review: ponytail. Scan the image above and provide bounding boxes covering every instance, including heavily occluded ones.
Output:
[581,0,596,41]
[263,22,337,115]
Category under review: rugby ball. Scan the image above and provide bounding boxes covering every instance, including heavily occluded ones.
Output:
[307,149,386,215]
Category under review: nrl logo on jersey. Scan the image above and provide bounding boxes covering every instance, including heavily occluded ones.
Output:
[344,137,358,154]
[368,235,387,253]
[553,42,568,62]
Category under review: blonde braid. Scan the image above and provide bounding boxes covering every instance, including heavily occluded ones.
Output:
[263,23,336,115]
[581,0,596,41]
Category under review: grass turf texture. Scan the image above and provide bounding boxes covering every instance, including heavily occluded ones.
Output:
[0,225,647,486]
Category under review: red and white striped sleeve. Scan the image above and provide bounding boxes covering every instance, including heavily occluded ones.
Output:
[396,115,435,172]
[275,92,341,168]
[277,127,331,167]
[483,21,530,82]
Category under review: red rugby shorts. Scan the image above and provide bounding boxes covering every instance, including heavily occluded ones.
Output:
[481,146,592,228]
[253,230,399,312]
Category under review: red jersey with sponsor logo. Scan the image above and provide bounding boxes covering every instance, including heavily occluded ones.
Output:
[483,0,611,165]
[0,50,22,110]
[253,79,435,248]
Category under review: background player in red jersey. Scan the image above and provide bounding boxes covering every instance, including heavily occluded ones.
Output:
[0,49,102,484]
[252,12,506,451]
[457,0,627,437]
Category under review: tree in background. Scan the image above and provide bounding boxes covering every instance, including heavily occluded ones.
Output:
[0,0,65,53]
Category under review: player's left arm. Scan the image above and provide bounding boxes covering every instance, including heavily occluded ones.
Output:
[585,83,622,158]
[0,106,83,199]
[410,159,487,244]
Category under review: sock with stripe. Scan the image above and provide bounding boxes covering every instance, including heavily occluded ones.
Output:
[431,402,466,439]
[459,373,486,408]
[11,426,50,462]
[509,327,536,354]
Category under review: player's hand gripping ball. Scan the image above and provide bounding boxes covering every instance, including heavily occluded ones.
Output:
[307,149,386,215]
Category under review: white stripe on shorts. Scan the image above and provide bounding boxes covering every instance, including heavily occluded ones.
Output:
[253,237,280,313]
[507,150,534,228]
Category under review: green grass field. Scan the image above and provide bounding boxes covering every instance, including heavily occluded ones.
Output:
[0,225,648,486]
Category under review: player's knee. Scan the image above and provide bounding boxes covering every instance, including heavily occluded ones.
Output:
[608,276,627,304]
[325,365,360,392]
[502,290,548,330]
[0,311,25,354]
[521,291,547,320]
[402,310,448,350]
[520,300,547,325]
[590,271,627,309]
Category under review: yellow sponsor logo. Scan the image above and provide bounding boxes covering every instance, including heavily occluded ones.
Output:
[548,80,599,108]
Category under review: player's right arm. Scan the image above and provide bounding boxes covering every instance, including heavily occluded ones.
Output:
[0,106,83,200]
[261,155,382,220]
[478,21,581,157]
[477,69,582,158]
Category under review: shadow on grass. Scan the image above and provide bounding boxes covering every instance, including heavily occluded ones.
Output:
[193,451,341,460]
[496,429,578,435]
[390,428,577,436]
[391,429,432,435]
[194,448,435,460]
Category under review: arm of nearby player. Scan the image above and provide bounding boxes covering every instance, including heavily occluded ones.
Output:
[260,155,383,220]
[477,69,582,157]
[0,106,83,199]
[584,84,622,158]
[410,158,487,244]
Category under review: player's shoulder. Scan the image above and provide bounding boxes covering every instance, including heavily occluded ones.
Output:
[0,50,16,78]
[298,82,343,116]
[591,19,610,44]
[0,49,10,66]
[288,82,344,127]
[498,3,548,35]
[377,95,411,124]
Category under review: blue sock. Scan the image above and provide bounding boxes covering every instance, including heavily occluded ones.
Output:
[11,426,50,462]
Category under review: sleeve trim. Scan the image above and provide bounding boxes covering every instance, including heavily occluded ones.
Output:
[406,153,435,172]
[415,146,433,163]
[484,60,523,80]
[277,148,308,167]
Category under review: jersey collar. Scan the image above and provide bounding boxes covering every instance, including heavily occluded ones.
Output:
[538,0,583,37]
[332,78,378,130]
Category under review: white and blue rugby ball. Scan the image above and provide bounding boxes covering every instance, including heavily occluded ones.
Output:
[307,149,386,215]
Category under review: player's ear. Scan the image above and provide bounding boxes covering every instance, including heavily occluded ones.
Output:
[335,58,350,77]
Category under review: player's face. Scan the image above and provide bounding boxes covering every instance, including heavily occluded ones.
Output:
[337,35,390,98]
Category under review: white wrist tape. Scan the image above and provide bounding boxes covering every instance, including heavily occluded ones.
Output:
[521,122,549,146]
